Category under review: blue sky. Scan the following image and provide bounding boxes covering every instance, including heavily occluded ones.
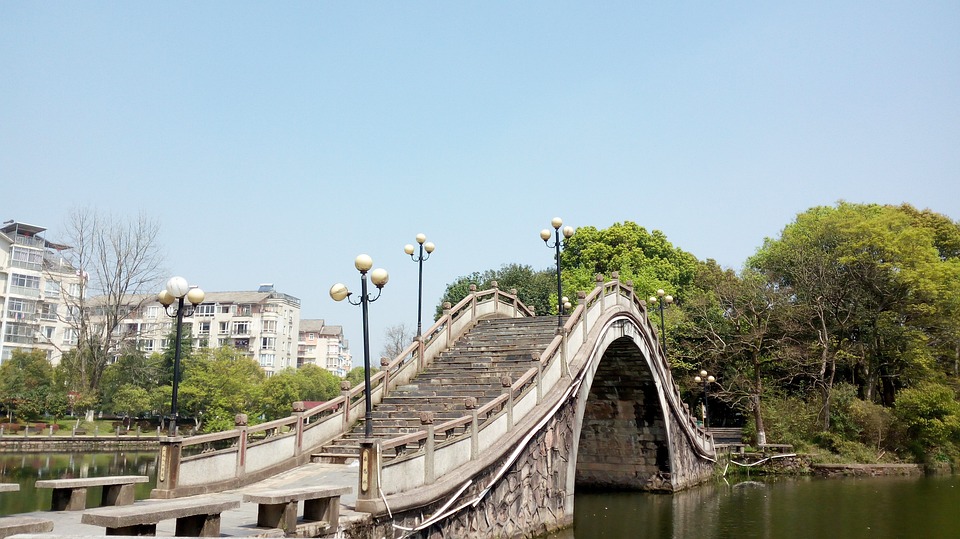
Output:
[2,2,958,363]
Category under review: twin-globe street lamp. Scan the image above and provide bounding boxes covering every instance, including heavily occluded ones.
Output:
[404,234,435,338]
[648,289,673,351]
[694,369,716,428]
[329,255,389,439]
[157,276,205,437]
[540,218,574,327]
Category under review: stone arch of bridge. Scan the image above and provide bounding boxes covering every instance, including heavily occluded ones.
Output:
[565,311,687,502]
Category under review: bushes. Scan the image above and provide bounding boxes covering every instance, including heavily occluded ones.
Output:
[893,382,960,462]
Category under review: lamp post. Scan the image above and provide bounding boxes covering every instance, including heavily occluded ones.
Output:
[648,289,673,349]
[693,370,716,428]
[157,276,205,437]
[330,255,389,438]
[540,217,574,327]
[404,234,435,338]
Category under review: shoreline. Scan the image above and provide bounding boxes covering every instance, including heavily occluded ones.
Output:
[0,436,161,452]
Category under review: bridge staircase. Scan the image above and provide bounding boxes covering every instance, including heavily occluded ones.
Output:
[313,316,560,463]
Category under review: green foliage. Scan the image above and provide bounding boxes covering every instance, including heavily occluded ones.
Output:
[99,350,162,410]
[436,264,555,316]
[345,366,378,390]
[111,384,152,417]
[0,349,55,421]
[893,382,960,461]
[259,365,340,420]
[177,347,265,432]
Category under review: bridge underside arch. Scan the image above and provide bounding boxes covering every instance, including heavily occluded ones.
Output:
[575,336,672,491]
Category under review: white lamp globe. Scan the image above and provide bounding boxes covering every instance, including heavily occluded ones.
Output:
[166,276,189,298]
[354,254,374,272]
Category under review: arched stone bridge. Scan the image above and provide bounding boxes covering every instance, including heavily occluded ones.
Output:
[154,276,716,538]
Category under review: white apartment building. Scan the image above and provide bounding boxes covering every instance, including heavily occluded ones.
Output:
[298,319,352,377]
[0,220,82,364]
[115,284,302,375]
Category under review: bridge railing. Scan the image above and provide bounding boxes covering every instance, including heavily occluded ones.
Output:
[369,275,713,500]
[153,284,531,498]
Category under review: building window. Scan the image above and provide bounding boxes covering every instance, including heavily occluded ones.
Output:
[307,333,315,340]
[260,353,275,367]
[41,326,56,340]
[198,321,211,335]
[217,338,229,347]
[261,337,276,350]
[44,280,61,299]
[196,303,216,317]
[11,273,41,289]
[11,247,43,271]
[67,283,82,297]
[237,305,252,317]
[220,304,232,314]
[218,321,229,335]
[262,320,277,333]
[63,328,78,345]
[232,321,250,335]
[139,339,155,352]
[145,305,161,319]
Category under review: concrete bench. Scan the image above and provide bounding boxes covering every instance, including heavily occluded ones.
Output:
[0,484,19,493]
[35,475,149,511]
[0,516,54,539]
[242,485,351,535]
[81,496,240,537]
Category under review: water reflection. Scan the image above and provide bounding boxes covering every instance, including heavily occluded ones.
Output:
[0,451,158,515]
[543,475,960,539]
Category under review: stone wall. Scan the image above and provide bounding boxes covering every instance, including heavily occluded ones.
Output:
[350,399,578,539]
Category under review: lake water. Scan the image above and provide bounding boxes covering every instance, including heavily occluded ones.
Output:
[0,451,158,515]
[544,474,960,539]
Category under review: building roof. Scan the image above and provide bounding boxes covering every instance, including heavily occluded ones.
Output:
[299,319,327,332]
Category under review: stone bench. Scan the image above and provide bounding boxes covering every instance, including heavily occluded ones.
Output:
[0,484,19,493]
[0,516,54,539]
[242,485,351,535]
[81,496,240,537]
[35,475,149,511]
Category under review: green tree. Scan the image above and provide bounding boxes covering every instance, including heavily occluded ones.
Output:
[751,202,959,426]
[893,382,960,461]
[676,263,800,443]
[0,349,54,421]
[437,264,555,317]
[99,350,162,410]
[111,384,152,421]
[561,221,699,303]
[345,366,378,389]
[177,347,265,432]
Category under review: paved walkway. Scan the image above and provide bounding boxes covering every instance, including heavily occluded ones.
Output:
[14,462,367,537]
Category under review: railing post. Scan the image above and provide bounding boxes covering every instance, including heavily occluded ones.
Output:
[355,439,382,513]
[292,401,306,454]
[340,381,352,429]
[502,376,513,430]
[510,288,519,317]
[380,357,391,398]
[465,397,478,460]
[235,413,248,480]
[533,353,543,403]
[416,334,425,371]
[155,435,183,497]
[596,274,605,311]
[611,271,620,307]
[443,301,452,343]
[469,284,478,320]
[422,412,435,485]
[579,291,588,342]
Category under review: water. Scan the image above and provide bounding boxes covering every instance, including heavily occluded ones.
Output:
[0,451,158,515]
[544,475,960,539]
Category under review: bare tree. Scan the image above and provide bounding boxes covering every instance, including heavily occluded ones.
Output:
[54,208,165,392]
[381,323,414,360]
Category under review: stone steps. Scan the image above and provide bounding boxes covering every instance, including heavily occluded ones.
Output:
[313,316,556,462]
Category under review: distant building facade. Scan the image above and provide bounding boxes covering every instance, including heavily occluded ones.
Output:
[0,220,81,364]
[109,284,302,376]
[298,319,352,377]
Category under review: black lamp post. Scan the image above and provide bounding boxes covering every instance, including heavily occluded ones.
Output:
[330,255,389,438]
[404,234,435,338]
[157,276,205,437]
[694,369,716,428]
[648,289,673,350]
[540,217,574,327]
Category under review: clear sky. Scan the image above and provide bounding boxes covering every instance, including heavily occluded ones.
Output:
[2,2,958,365]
